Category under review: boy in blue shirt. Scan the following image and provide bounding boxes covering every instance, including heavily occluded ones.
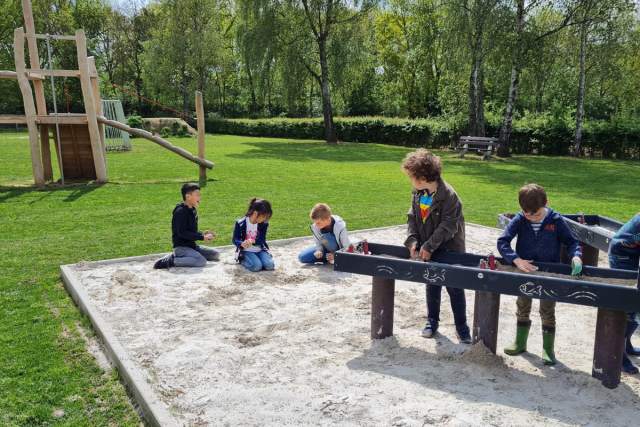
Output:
[608,212,640,374]
[497,184,582,365]
[154,183,219,269]
[298,203,351,264]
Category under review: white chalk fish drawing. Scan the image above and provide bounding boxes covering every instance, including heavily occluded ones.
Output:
[519,282,542,297]
[543,286,598,301]
[375,262,417,279]
[422,267,446,283]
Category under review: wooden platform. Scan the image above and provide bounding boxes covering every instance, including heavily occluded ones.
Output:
[52,123,97,179]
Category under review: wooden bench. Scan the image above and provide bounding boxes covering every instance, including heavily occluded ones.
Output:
[452,136,499,160]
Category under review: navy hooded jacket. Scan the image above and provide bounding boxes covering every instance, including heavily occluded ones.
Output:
[497,207,582,264]
[232,217,271,262]
[172,203,204,249]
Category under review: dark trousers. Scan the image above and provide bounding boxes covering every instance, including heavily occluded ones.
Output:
[426,284,467,326]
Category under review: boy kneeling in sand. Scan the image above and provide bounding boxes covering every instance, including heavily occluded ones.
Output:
[154,183,219,269]
[298,203,350,265]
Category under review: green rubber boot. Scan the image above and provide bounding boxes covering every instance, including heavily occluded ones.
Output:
[504,321,531,355]
[542,327,556,365]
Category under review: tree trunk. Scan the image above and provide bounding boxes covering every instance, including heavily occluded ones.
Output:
[468,59,477,136]
[476,62,485,137]
[497,0,525,158]
[318,40,338,143]
[247,66,257,113]
[182,69,190,118]
[309,80,314,117]
[572,9,589,158]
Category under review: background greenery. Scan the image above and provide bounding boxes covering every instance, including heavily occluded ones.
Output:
[1,130,640,424]
[1,0,640,156]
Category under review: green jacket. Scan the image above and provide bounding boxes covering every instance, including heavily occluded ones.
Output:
[404,178,466,254]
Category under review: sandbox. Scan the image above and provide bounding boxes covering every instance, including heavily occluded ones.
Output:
[61,225,640,427]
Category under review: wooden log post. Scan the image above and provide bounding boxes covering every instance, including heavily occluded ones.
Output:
[88,57,107,167]
[96,116,214,169]
[21,0,53,181]
[14,27,45,187]
[472,291,501,353]
[195,91,206,180]
[592,308,626,389]
[75,29,108,183]
[371,277,395,340]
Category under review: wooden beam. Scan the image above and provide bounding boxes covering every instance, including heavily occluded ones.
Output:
[196,91,206,180]
[36,116,88,125]
[96,115,214,170]
[26,69,80,78]
[21,0,52,182]
[88,57,107,165]
[24,33,77,40]
[0,115,28,123]
[75,29,108,183]
[14,27,45,187]
[0,70,44,80]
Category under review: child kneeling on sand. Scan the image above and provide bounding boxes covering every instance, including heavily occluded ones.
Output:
[298,203,351,265]
[154,183,219,269]
[233,198,274,272]
[497,184,582,365]
[402,149,471,344]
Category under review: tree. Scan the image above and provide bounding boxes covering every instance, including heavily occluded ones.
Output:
[240,0,377,143]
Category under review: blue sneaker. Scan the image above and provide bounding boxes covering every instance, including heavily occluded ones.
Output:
[422,318,438,338]
[456,324,472,344]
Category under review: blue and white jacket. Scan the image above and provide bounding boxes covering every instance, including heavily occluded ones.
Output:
[232,217,271,262]
[497,207,582,264]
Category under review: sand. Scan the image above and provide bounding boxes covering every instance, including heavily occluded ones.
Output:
[69,224,640,427]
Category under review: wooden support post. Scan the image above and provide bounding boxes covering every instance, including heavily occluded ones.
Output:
[88,57,106,164]
[371,277,395,340]
[592,308,626,389]
[472,291,501,354]
[76,30,107,183]
[22,0,52,181]
[14,27,45,187]
[196,91,206,180]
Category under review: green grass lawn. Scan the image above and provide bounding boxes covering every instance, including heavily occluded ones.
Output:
[1,130,639,425]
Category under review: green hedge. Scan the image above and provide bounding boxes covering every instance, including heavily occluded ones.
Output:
[205,115,640,159]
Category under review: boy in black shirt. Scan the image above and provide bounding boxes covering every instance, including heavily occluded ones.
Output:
[154,183,220,269]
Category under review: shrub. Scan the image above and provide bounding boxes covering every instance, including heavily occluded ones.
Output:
[161,127,172,139]
[204,115,640,159]
[126,115,143,129]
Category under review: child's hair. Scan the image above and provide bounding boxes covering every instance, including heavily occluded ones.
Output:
[245,198,273,220]
[518,184,547,213]
[181,183,200,200]
[401,149,442,182]
[310,203,332,220]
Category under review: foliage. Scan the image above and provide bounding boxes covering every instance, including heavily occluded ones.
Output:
[206,114,640,158]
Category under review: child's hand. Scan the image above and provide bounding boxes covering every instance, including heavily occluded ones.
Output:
[571,257,583,275]
[326,253,334,261]
[241,240,253,249]
[314,250,323,259]
[410,244,418,259]
[419,248,432,261]
[204,230,217,239]
[514,258,538,272]
[203,234,214,243]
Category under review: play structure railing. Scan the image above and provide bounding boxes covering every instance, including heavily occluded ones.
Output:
[334,240,640,389]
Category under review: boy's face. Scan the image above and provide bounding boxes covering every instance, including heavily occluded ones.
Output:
[185,189,201,207]
[523,201,548,222]
[313,217,332,230]
[409,175,430,190]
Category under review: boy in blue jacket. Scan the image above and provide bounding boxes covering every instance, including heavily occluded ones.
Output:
[154,183,219,269]
[608,212,640,374]
[497,184,582,365]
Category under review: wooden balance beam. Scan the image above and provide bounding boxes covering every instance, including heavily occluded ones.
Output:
[334,242,639,389]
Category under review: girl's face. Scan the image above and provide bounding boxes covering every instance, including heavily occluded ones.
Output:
[250,211,269,224]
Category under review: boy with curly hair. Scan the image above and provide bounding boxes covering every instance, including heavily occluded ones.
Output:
[402,149,471,343]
